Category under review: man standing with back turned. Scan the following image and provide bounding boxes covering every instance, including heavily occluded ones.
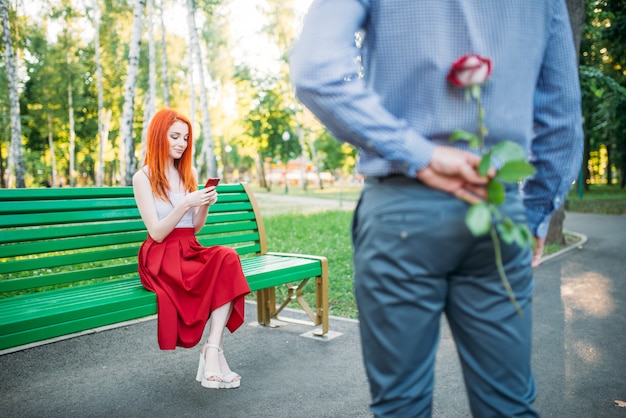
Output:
[290,1,583,417]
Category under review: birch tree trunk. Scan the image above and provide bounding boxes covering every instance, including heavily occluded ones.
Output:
[159,0,170,108]
[47,113,58,187]
[67,76,76,187]
[188,48,198,161]
[92,0,107,187]
[296,122,308,191]
[140,91,152,164]
[1,0,25,188]
[120,0,146,185]
[140,0,157,165]
[0,111,6,188]
[186,0,216,179]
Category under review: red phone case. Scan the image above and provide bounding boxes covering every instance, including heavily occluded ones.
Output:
[205,178,220,188]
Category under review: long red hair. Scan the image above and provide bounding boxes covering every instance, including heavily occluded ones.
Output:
[143,109,198,201]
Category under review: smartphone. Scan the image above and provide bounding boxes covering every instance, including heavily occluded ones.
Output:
[204,177,221,188]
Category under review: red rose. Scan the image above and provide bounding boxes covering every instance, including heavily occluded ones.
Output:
[447,54,492,87]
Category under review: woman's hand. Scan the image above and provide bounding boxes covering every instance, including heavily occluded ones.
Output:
[186,187,219,208]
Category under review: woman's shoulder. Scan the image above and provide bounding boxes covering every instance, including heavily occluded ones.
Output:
[133,166,150,185]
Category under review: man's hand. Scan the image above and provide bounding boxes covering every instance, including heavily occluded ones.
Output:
[415,146,492,204]
[531,236,546,267]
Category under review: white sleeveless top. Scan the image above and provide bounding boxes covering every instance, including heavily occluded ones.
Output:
[154,192,194,228]
[143,167,194,228]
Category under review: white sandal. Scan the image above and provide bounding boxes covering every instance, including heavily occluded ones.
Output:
[219,347,241,389]
[196,343,223,389]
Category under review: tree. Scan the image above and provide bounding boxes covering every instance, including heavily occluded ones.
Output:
[580,0,626,188]
[158,0,170,108]
[139,0,157,164]
[89,0,107,186]
[120,0,146,185]
[0,0,25,187]
[187,0,216,179]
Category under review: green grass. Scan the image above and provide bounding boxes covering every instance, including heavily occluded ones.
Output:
[263,210,358,319]
[260,188,620,319]
[566,184,626,214]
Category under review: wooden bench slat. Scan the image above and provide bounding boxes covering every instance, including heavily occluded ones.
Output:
[0,208,141,228]
[0,304,157,350]
[0,197,138,214]
[0,246,139,275]
[1,231,147,258]
[0,220,147,244]
[0,264,139,293]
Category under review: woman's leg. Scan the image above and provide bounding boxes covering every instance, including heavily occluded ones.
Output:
[203,302,240,385]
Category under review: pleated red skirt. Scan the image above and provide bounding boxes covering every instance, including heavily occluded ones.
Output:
[138,228,250,350]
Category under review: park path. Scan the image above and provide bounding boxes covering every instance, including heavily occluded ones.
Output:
[0,207,624,417]
[252,191,357,216]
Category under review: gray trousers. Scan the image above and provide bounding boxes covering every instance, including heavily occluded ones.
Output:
[352,177,539,418]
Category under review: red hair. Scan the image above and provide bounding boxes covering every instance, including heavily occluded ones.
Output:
[143,108,198,201]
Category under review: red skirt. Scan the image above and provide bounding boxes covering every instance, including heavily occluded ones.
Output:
[138,228,251,350]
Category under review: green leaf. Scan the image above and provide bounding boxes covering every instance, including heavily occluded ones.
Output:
[487,179,505,205]
[465,202,492,236]
[496,219,534,249]
[496,160,536,182]
[496,218,516,245]
[515,224,534,249]
[490,140,526,163]
[478,152,492,176]
[449,129,479,147]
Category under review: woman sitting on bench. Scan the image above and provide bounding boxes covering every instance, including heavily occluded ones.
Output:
[132,108,250,389]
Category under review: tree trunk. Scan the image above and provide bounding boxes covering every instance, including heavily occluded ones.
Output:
[67,78,76,187]
[1,0,25,188]
[139,0,157,165]
[186,0,216,179]
[120,0,146,185]
[0,111,5,188]
[159,0,170,108]
[188,48,198,162]
[546,0,585,245]
[47,113,58,187]
[92,0,106,187]
[606,140,613,185]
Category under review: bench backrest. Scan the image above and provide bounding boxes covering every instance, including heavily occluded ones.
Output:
[0,183,267,296]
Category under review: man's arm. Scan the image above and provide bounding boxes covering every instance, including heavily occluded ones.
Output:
[524,0,584,238]
[290,0,435,176]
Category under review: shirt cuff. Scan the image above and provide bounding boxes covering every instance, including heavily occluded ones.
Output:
[525,207,552,238]
[405,133,436,176]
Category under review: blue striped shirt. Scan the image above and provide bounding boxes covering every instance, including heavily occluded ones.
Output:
[290,0,583,237]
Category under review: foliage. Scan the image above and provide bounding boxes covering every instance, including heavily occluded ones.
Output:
[580,0,626,188]
[313,130,357,175]
[1,1,624,189]
[233,66,300,168]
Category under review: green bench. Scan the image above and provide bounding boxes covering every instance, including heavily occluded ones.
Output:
[0,183,329,352]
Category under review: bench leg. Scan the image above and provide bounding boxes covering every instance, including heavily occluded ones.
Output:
[315,273,329,336]
[256,288,278,328]
[253,256,329,336]
[255,273,329,336]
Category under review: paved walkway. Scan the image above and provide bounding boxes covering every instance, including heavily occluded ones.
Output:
[1,209,625,417]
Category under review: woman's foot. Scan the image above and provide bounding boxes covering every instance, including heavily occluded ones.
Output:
[196,343,223,389]
[218,347,241,389]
